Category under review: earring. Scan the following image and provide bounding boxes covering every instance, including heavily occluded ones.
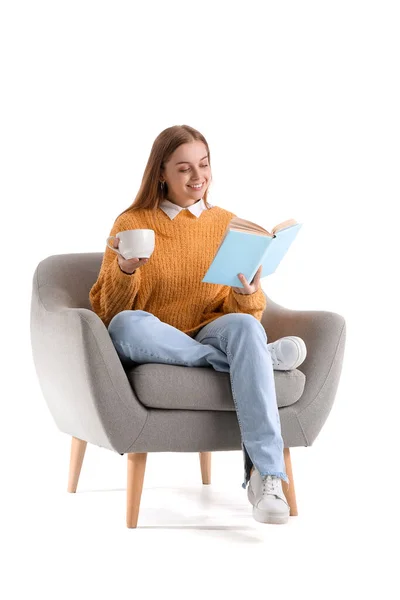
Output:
[160,181,165,191]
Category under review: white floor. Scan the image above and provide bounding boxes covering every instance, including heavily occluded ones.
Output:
[2,400,396,600]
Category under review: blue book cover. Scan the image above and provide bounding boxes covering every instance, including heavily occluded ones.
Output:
[202,217,303,287]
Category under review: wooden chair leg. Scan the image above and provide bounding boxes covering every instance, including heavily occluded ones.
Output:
[126,453,147,528]
[199,451,211,484]
[282,447,298,516]
[67,436,87,493]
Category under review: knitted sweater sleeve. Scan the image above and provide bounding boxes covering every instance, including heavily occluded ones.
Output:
[222,286,267,322]
[205,285,267,323]
[89,216,142,328]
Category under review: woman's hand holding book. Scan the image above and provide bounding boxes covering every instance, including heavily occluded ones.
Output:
[232,265,263,295]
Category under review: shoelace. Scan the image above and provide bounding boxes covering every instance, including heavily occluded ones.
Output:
[262,475,280,496]
[268,344,281,367]
[262,474,290,494]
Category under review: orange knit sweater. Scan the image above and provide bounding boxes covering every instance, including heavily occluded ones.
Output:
[89,205,267,337]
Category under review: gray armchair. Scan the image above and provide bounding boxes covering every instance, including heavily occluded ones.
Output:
[30,252,346,528]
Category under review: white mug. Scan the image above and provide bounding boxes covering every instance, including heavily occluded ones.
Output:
[106,229,155,260]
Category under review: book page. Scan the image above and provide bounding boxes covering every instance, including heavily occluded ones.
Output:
[228,216,298,237]
[228,216,274,237]
[271,218,298,234]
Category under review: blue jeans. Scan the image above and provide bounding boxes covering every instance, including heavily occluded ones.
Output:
[108,310,289,489]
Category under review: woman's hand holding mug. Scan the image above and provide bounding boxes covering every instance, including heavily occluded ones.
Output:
[113,237,149,275]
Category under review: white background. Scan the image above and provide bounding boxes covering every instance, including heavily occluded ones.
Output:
[1,1,399,598]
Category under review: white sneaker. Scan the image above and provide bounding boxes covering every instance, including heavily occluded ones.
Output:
[247,468,290,524]
[267,336,307,370]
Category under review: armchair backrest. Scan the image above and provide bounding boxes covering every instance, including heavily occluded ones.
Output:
[32,253,283,326]
[32,252,105,310]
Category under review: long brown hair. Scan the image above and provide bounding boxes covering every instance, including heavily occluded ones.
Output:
[116,124,213,220]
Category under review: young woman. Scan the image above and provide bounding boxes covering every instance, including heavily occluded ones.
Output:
[89,124,307,525]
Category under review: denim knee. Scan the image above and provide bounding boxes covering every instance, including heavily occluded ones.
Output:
[217,313,268,342]
[108,309,155,337]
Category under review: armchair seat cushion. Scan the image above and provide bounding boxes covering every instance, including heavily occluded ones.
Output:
[126,364,306,411]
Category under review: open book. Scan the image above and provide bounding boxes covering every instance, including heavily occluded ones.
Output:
[202,216,303,287]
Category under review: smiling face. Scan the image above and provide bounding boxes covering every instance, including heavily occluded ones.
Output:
[160,141,211,207]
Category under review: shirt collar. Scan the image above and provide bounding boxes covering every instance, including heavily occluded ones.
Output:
[158,197,213,220]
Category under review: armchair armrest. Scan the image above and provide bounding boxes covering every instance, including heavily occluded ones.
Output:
[30,280,148,454]
[261,295,346,445]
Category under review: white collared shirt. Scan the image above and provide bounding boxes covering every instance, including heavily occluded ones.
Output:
[159,197,213,220]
